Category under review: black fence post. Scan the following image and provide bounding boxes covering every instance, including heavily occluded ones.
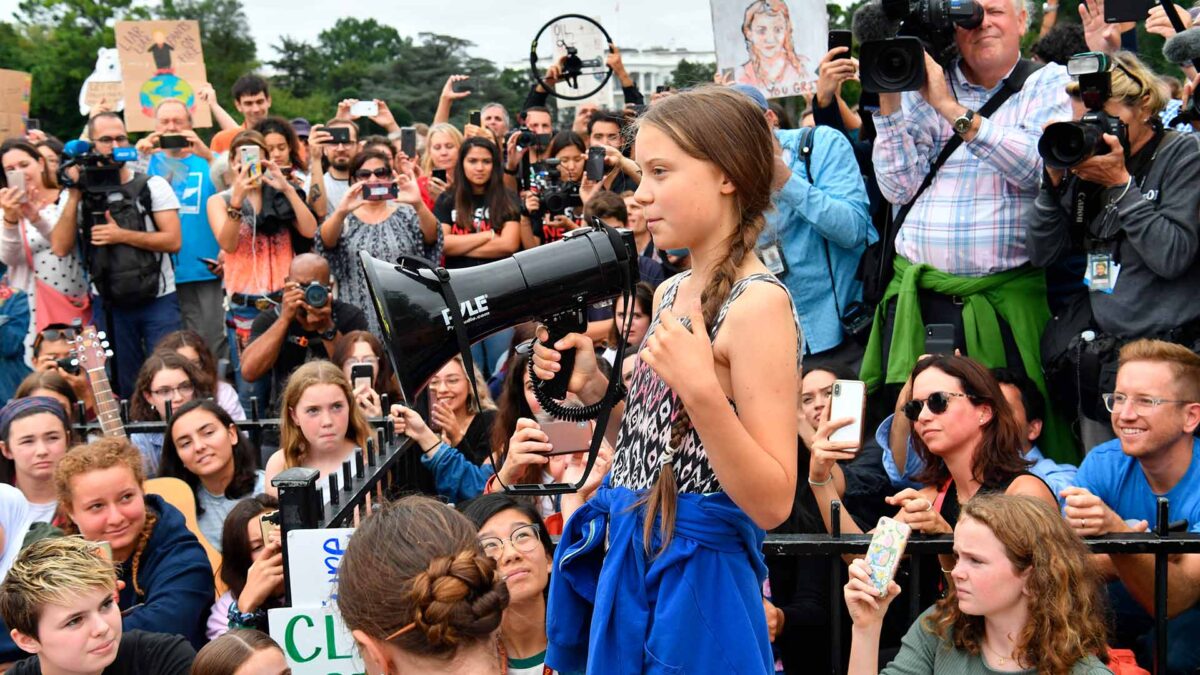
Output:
[830,500,842,675]
[272,467,320,607]
[1153,497,1169,675]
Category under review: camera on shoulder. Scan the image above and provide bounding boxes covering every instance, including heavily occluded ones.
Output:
[858,0,984,93]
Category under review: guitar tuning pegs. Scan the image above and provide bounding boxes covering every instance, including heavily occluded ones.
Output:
[101,341,110,349]
[105,350,113,358]
[97,331,107,340]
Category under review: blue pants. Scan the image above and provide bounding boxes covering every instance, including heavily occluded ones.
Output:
[1108,581,1200,675]
[226,300,272,416]
[93,292,181,399]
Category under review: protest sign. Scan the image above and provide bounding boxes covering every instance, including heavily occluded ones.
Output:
[114,20,212,131]
[286,528,353,608]
[269,606,364,675]
[710,0,826,98]
[0,69,32,139]
[545,16,615,110]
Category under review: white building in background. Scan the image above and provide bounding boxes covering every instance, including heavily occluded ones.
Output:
[506,46,716,108]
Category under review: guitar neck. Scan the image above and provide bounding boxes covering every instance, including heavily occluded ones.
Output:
[86,367,127,439]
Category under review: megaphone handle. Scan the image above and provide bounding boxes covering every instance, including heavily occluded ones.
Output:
[541,309,586,400]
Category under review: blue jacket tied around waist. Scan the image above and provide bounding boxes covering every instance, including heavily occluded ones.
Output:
[546,483,773,674]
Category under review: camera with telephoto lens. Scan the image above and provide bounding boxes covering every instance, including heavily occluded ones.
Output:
[57,140,139,194]
[298,281,330,309]
[513,126,552,149]
[532,159,582,217]
[1037,52,1129,170]
[858,0,983,93]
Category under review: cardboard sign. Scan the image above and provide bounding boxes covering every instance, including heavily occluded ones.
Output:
[710,0,826,99]
[268,606,364,675]
[544,16,615,110]
[0,69,32,139]
[84,81,124,110]
[286,528,353,608]
[114,20,212,131]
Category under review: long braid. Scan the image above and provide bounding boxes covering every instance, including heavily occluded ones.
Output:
[129,510,157,598]
[642,213,765,555]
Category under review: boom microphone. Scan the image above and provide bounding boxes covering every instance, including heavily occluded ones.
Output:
[1163,27,1200,66]
[853,1,903,43]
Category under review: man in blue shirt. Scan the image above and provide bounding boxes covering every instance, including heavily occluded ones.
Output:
[139,99,226,361]
[1062,339,1200,674]
[731,84,875,373]
[877,365,1078,503]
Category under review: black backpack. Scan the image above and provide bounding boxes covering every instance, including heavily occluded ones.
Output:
[87,173,163,307]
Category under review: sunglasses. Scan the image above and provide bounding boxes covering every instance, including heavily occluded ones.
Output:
[902,391,972,422]
[38,328,78,342]
[355,167,391,179]
[93,135,129,145]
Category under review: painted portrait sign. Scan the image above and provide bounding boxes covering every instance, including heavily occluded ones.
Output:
[114,20,212,131]
[710,0,827,99]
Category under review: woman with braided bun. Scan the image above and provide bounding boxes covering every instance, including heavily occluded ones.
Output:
[530,86,802,673]
[53,437,214,650]
[338,495,509,674]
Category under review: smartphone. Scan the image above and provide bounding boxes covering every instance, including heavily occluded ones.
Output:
[924,323,956,356]
[25,118,39,131]
[158,134,189,149]
[829,30,853,59]
[259,510,280,543]
[4,170,25,202]
[455,77,473,93]
[350,100,379,118]
[469,110,482,127]
[655,85,670,94]
[585,146,606,182]
[363,183,398,201]
[198,256,220,270]
[400,127,417,157]
[1104,0,1154,22]
[540,419,592,457]
[326,126,351,145]
[865,517,912,596]
[350,363,374,390]
[239,145,261,182]
[829,379,866,445]
[431,168,447,183]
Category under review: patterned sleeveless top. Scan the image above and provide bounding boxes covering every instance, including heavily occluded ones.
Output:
[608,272,804,494]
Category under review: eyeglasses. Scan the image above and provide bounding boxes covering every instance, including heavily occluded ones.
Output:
[150,381,195,399]
[902,391,972,422]
[93,135,129,145]
[354,168,391,179]
[38,328,77,342]
[1102,393,1193,414]
[478,524,542,560]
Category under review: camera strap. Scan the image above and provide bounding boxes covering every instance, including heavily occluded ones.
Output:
[890,59,1043,233]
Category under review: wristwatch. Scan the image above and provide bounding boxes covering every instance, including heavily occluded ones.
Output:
[952,109,977,137]
[320,326,337,341]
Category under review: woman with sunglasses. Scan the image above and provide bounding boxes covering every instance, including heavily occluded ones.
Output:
[808,355,1057,610]
[462,494,556,674]
[316,150,441,338]
[129,351,214,477]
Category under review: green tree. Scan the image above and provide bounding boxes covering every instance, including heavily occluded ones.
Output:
[155,0,258,104]
[669,60,717,88]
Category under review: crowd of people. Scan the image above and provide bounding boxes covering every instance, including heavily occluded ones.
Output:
[0,0,1198,672]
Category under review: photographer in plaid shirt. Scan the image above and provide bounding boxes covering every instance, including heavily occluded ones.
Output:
[860,0,1076,460]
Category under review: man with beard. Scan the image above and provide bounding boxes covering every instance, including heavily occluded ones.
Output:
[306,118,358,220]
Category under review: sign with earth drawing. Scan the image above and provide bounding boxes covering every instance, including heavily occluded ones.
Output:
[114,20,212,131]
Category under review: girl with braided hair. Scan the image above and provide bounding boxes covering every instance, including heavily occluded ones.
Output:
[338,495,510,674]
[531,85,803,673]
[53,437,214,650]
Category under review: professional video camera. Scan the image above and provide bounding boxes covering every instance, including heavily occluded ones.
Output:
[1038,53,1129,170]
[531,159,582,217]
[57,140,138,194]
[853,0,983,92]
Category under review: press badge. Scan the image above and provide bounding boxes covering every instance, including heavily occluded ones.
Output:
[758,241,787,277]
[1085,252,1119,294]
